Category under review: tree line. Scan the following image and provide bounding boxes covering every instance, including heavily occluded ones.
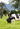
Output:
[3,9,20,14]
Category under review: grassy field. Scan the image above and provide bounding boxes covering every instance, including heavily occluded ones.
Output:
[0,15,20,29]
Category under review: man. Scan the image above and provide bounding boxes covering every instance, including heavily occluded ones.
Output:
[7,11,12,23]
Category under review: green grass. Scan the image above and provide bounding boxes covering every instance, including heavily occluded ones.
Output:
[0,15,20,29]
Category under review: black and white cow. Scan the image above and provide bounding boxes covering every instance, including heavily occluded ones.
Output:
[11,14,20,24]
[12,14,20,21]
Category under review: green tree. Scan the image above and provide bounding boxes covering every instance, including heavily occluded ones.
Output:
[11,10,17,14]
[3,10,7,14]
[0,1,7,14]
[6,10,9,14]
[9,0,19,8]
[17,10,20,14]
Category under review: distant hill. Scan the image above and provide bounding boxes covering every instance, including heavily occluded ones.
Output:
[5,3,14,11]
[5,3,20,11]
[0,3,20,11]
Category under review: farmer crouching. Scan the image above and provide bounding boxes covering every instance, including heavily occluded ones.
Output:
[7,11,12,23]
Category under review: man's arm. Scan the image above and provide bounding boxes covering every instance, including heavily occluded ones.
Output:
[11,14,12,17]
[8,16,9,18]
[10,14,12,18]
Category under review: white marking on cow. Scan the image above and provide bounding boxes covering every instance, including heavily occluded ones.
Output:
[12,14,20,21]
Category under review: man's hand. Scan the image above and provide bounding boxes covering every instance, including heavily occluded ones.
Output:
[8,16,9,18]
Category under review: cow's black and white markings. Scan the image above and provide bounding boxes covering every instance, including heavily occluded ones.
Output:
[12,14,20,21]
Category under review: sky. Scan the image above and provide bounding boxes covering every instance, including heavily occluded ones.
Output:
[0,0,16,4]
[0,0,20,11]
[0,0,15,11]
[0,0,9,4]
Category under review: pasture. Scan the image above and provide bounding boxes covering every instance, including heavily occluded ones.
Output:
[0,15,20,29]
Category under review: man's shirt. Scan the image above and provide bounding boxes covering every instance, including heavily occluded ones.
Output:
[8,13,12,18]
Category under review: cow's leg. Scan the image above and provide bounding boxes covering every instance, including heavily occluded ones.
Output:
[10,17,15,24]
[13,19,15,24]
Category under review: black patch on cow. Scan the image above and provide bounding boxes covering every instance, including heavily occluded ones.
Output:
[15,14,19,18]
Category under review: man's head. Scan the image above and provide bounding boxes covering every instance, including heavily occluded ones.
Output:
[9,11,10,14]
